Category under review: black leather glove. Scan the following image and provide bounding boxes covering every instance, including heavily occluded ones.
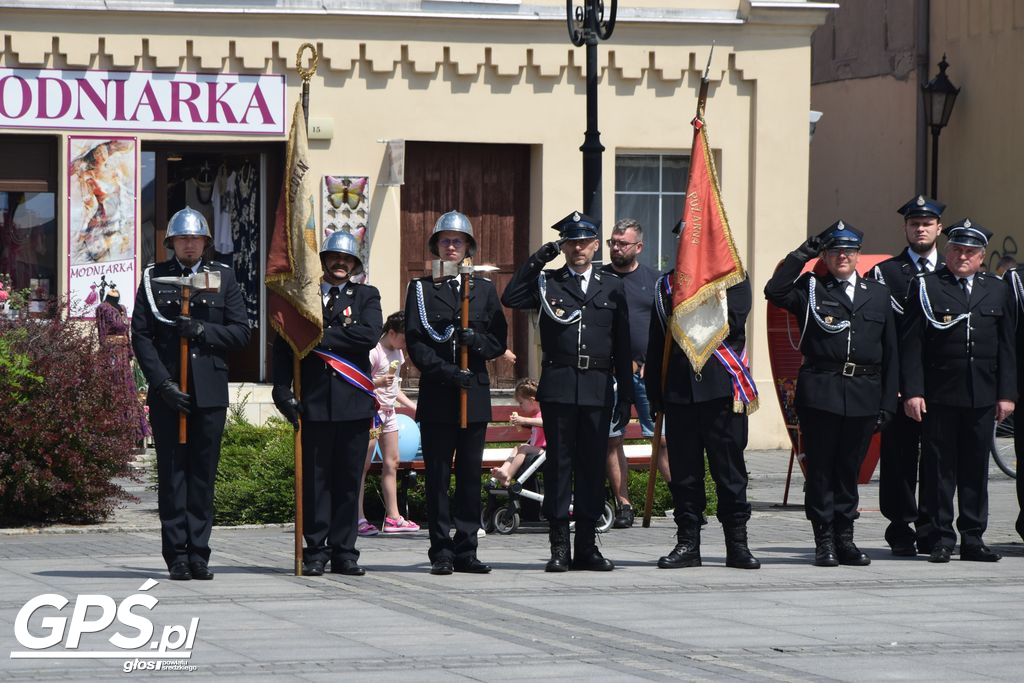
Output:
[537,241,562,263]
[613,401,632,432]
[648,395,663,420]
[876,409,894,432]
[457,327,476,347]
[175,315,205,340]
[454,368,475,389]
[272,386,302,429]
[795,235,822,260]
[157,379,192,415]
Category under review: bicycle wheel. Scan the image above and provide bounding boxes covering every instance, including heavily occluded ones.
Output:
[596,501,614,534]
[991,419,1017,479]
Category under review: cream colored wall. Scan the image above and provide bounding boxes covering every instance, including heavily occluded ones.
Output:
[809,75,919,255]
[929,0,1024,265]
[0,3,829,448]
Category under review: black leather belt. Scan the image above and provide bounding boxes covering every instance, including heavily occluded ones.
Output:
[807,361,880,377]
[543,352,611,370]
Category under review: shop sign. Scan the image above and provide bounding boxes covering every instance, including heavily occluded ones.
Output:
[0,68,284,135]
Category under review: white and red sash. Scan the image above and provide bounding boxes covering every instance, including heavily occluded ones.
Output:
[313,347,381,427]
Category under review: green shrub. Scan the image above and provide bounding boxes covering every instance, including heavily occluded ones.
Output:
[214,416,296,525]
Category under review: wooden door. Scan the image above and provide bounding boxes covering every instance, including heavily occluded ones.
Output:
[400,141,531,389]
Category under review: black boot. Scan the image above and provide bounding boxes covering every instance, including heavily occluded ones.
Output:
[545,522,571,572]
[812,522,839,567]
[658,520,701,569]
[723,524,760,569]
[571,520,614,571]
[834,524,870,566]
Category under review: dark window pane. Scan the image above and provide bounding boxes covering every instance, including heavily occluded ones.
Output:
[662,155,689,194]
[0,191,57,305]
[659,193,686,271]
[615,155,660,192]
[614,193,659,270]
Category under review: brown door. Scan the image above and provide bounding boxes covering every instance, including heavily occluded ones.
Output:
[400,141,530,389]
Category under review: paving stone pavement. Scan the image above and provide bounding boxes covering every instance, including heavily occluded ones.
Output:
[2,449,1022,681]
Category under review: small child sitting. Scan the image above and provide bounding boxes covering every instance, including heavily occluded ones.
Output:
[491,378,545,486]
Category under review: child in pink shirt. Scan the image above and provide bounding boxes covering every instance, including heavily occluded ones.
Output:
[491,378,545,485]
[357,312,419,535]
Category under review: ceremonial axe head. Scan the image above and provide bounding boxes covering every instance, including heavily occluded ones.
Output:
[431,260,499,281]
[151,270,222,292]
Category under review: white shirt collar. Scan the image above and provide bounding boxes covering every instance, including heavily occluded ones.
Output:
[907,247,937,270]
[569,265,594,282]
[175,259,199,274]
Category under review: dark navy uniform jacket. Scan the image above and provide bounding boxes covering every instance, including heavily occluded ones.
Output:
[765,253,898,417]
[866,248,945,317]
[501,255,633,408]
[132,259,250,409]
[646,273,751,406]
[901,267,1017,407]
[404,275,507,424]
[273,281,382,422]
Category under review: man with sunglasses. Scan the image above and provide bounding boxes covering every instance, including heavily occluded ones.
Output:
[600,218,666,528]
[765,222,898,567]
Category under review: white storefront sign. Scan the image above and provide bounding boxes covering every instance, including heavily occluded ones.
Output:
[0,68,285,134]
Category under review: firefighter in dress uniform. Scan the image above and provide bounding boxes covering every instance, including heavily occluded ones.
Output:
[272,230,383,576]
[646,220,760,570]
[901,220,1015,563]
[404,211,508,575]
[501,212,633,572]
[866,195,946,556]
[764,221,898,566]
[132,207,251,581]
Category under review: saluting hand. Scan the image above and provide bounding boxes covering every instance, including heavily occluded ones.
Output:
[537,241,562,263]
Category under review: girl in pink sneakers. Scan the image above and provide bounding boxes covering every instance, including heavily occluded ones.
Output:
[358,312,420,535]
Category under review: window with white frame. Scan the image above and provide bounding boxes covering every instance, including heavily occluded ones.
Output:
[614,153,689,272]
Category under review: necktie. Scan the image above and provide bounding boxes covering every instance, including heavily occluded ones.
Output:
[841,280,853,302]
[325,286,340,314]
[449,278,460,297]
[182,266,192,278]
[918,260,930,273]
[959,277,970,297]
[576,273,585,292]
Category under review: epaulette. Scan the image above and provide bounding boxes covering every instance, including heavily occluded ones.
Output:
[860,277,886,289]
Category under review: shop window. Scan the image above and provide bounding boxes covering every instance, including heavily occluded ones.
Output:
[0,136,58,314]
[614,153,689,271]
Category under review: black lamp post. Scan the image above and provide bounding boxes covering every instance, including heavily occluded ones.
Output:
[921,54,960,199]
[566,0,617,225]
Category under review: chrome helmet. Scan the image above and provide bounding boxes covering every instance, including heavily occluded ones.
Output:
[320,229,364,275]
[163,206,211,248]
[429,210,476,257]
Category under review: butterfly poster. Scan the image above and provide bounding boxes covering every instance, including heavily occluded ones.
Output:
[322,175,370,282]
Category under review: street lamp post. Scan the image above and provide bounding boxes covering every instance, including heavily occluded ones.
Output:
[921,54,960,199]
[566,0,617,225]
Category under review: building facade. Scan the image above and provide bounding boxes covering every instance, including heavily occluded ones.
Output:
[0,0,833,448]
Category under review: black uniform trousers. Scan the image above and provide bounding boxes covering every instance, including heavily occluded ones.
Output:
[540,402,612,523]
[797,406,875,527]
[301,419,370,565]
[150,401,226,569]
[879,403,934,546]
[664,399,751,528]
[921,404,992,549]
[1016,433,1024,537]
[420,421,487,562]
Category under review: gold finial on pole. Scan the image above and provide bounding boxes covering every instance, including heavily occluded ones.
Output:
[295,43,318,127]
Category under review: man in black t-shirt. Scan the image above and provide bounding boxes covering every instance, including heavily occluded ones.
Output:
[601,219,669,528]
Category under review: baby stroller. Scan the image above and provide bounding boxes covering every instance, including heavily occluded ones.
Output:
[481,449,615,534]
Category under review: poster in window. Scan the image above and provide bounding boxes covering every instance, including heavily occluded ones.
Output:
[322,175,370,282]
[67,136,137,318]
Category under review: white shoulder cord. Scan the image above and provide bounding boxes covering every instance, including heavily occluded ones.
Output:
[805,278,853,359]
[917,276,969,330]
[414,280,455,342]
[143,265,175,325]
[538,272,583,325]
[873,264,904,315]
[1011,270,1024,312]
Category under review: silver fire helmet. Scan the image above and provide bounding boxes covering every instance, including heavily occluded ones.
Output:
[320,230,364,275]
[163,206,212,248]
[429,210,476,257]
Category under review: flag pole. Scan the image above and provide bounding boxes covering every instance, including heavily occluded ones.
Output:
[292,43,317,576]
[642,45,715,527]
